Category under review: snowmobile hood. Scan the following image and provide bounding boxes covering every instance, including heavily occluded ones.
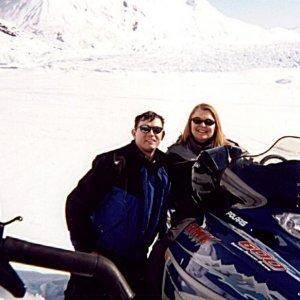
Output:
[164,216,300,299]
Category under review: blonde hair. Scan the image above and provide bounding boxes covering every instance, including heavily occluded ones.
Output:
[177,103,229,147]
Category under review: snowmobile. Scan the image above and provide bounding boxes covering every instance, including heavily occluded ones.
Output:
[0,136,299,299]
[162,136,300,299]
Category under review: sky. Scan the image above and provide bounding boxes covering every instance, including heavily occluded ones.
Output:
[208,0,300,29]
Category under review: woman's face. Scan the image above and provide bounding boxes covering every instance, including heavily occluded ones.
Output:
[190,108,216,143]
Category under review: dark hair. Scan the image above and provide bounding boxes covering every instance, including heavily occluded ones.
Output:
[134,111,165,129]
[177,103,230,147]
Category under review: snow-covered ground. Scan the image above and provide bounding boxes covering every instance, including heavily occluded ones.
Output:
[0,0,300,298]
[1,67,299,250]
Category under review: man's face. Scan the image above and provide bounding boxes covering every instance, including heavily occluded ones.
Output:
[132,117,164,158]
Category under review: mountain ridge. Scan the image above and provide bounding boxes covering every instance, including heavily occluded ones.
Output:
[0,0,299,70]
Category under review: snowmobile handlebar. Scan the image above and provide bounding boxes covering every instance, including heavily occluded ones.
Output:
[0,236,135,299]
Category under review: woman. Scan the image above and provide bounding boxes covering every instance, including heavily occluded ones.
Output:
[146,103,240,298]
[146,103,238,298]
[167,103,237,225]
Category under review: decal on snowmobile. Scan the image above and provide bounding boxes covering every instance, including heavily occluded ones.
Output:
[225,211,248,226]
[184,222,219,245]
[164,243,287,300]
[234,240,286,271]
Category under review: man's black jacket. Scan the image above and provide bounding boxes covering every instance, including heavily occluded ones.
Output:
[65,141,170,262]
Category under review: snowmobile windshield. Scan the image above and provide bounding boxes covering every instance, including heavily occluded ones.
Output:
[221,136,300,209]
[242,135,300,163]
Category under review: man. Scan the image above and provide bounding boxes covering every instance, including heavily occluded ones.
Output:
[65,111,170,299]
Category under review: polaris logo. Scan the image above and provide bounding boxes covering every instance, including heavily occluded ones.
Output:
[225,211,248,227]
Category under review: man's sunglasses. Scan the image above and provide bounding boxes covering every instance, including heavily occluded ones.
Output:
[139,125,163,134]
[191,117,215,126]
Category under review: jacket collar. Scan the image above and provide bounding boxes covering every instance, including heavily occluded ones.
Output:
[186,136,213,156]
[128,140,165,165]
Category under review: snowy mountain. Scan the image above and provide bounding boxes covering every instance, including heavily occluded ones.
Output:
[0,0,300,71]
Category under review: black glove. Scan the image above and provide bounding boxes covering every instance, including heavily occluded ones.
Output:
[191,145,243,203]
[228,145,243,160]
[191,160,216,204]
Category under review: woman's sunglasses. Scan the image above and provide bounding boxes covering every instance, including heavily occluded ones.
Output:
[191,117,215,126]
[139,125,163,134]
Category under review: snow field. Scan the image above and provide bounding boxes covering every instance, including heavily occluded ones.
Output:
[0,67,299,250]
